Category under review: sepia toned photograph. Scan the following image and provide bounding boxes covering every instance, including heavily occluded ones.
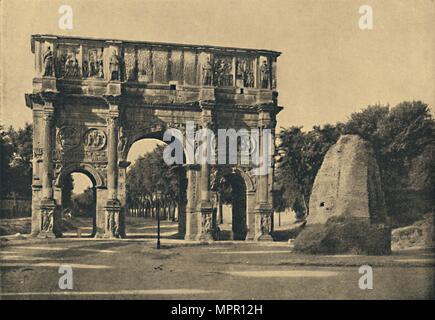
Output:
[0,0,433,304]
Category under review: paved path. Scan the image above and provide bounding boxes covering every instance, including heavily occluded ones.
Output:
[1,235,433,299]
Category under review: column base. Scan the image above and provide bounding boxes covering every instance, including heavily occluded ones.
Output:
[38,198,61,238]
[104,199,123,239]
[196,202,216,242]
[245,231,255,241]
[254,203,274,242]
[254,234,274,241]
[37,231,58,239]
[94,232,105,239]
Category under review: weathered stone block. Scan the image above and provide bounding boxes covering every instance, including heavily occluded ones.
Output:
[294,216,391,255]
[295,135,391,254]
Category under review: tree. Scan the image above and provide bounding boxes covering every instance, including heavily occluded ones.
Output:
[344,101,434,192]
[7,123,33,197]
[126,145,187,218]
[70,187,95,217]
[62,175,74,209]
[0,126,14,197]
[0,123,34,198]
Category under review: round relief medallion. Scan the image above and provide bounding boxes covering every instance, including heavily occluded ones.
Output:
[57,126,81,149]
[84,128,107,150]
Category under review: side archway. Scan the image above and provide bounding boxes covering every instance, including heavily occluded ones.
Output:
[55,163,107,237]
[121,132,188,239]
[55,163,105,189]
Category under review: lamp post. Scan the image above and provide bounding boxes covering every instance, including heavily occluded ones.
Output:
[155,191,162,249]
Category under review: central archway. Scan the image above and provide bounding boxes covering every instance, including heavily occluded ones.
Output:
[122,134,187,239]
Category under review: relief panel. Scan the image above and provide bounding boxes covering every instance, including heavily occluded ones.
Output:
[82,46,105,79]
[152,49,169,83]
[170,50,183,84]
[137,48,152,82]
[124,47,137,81]
[56,45,81,78]
[183,51,197,85]
[213,54,233,86]
[235,56,255,88]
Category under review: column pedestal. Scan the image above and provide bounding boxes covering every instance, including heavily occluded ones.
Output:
[103,199,122,238]
[196,203,215,242]
[254,203,273,241]
[38,198,60,238]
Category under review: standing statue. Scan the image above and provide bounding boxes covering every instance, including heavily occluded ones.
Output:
[109,51,120,81]
[202,57,213,86]
[259,60,270,89]
[97,52,104,78]
[89,51,97,77]
[43,46,54,77]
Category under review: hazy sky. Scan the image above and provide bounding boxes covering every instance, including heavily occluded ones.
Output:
[1,0,433,191]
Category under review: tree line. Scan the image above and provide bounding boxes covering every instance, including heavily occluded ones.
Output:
[0,123,33,198]
[126,144,187,220]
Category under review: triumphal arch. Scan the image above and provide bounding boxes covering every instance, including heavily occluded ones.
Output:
[25,35,282,241]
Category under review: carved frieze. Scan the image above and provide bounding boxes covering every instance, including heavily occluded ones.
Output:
[124,47,137,81]
[137,48,152,82]
[84,150,107,162]
[55,45,81,78]
[152,50,168,83]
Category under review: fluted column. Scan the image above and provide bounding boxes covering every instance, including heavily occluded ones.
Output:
[104,105,122,238]
[200,158,210,205]
[184,164,198,240]
[39,103,59,238]
[197,111,215,241]
[254,123,273,241]
[107,115,118,201]
[41,109,54,200]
